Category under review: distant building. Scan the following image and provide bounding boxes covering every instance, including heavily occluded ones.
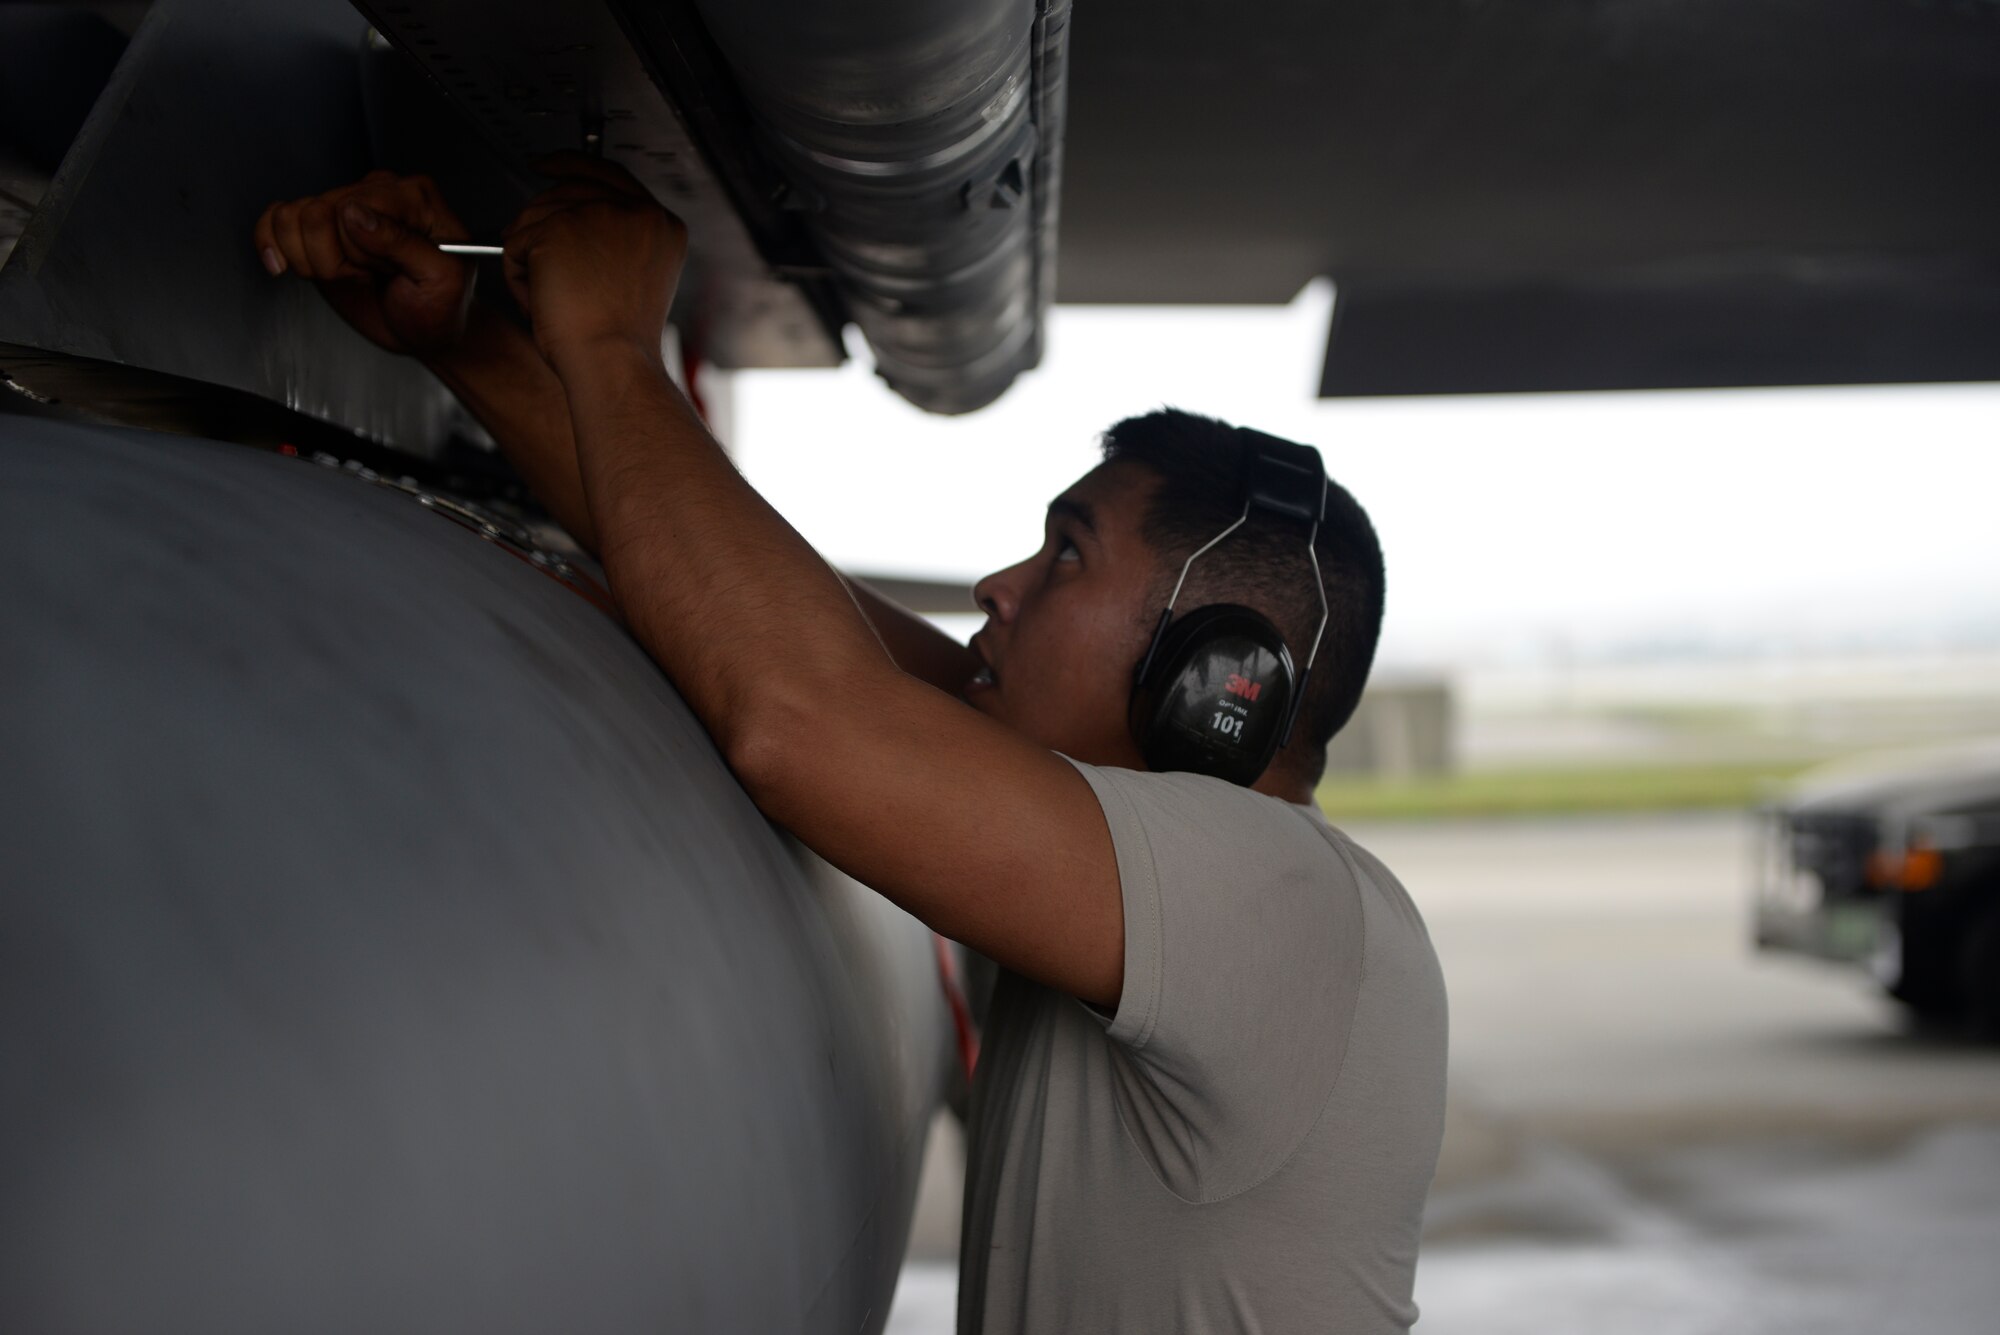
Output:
[1325,675,1455,778]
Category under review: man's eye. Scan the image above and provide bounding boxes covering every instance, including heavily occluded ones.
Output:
[1054,538,1081,563]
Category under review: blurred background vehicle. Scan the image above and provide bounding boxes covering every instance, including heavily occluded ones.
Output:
[1757,742,2000,1034]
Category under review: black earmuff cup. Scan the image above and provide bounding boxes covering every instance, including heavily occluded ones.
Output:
[1131,604,1295,787]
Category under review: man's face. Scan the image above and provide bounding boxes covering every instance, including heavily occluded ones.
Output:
[965,460,1163,768]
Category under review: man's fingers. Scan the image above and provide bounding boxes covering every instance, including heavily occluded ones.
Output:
[255,171,473,279]
[500,178,654,247]
[269,202,313,279]
[531,152,650,199]
[333,186,427,269]
[501,248,532,315]
[508,181,632,229]
[252,202,287,276]
[298,198,362,282]
[501,195,585,241]
[337,200,467,290]
[399,175,470,240]
[533,181,624,207]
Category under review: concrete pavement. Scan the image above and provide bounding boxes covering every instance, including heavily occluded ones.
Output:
[887,812,2000,1333]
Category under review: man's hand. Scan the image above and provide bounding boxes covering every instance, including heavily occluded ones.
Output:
[500,155,688,371]
[253,171,476,359]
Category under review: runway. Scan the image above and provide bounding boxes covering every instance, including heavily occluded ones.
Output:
[888,812,2000,1332]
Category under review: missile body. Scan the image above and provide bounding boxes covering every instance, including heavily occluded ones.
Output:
[0,417,948,1334]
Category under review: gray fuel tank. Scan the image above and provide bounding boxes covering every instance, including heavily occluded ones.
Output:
[0,417,948,1334]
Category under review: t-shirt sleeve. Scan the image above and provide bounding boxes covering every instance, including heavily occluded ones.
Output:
[1066,758,1366,1204]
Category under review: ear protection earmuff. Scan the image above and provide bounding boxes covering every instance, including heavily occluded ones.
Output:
[1127,433,1331,787]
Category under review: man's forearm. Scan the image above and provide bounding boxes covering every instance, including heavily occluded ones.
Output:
[842,577,982,697]
[550,336,893,756]
[431,309,973,695]
[426,305,598,553]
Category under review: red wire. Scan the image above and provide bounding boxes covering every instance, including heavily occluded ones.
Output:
[680,329,710,425]
[933,933,980,1087]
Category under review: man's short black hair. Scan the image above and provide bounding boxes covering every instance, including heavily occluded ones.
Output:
[1101,408,1385,785]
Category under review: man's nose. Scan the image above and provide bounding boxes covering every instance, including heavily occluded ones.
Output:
[972,560,1026,622]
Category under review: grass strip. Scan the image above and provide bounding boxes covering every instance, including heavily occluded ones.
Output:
[1315,761,1818,822]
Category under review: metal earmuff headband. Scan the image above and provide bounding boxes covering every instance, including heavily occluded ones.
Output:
[1135,438,1332,747]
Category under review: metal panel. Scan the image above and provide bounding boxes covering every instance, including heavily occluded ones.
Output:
[1056,0,2000,307]
[351,0,846,370]
[0,0,460,451]
[0,5,128,271]
[1320,258,2000,396]
[0,416,949,1334]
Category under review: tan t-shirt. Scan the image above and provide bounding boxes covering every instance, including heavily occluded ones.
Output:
[958,760,1448,1334]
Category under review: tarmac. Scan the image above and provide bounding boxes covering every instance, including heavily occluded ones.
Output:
[887,811,2000,1333]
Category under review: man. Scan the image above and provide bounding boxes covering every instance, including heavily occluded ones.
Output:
[255,161,1447,1333]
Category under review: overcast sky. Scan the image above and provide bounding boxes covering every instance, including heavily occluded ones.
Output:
[730,281,2000,670]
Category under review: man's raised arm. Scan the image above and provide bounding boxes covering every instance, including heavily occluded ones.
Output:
[500,157,1127,1008]
[254,171,598,550]
[841,577,984,698]
[257,170,992,693]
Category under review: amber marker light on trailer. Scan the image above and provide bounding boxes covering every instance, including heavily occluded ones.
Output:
[1868,843,1945,893]
[1898,845,1945,892]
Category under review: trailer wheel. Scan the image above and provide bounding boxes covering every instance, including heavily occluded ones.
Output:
[1890,912,1962,1024]
[1959,900,2000,1041]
